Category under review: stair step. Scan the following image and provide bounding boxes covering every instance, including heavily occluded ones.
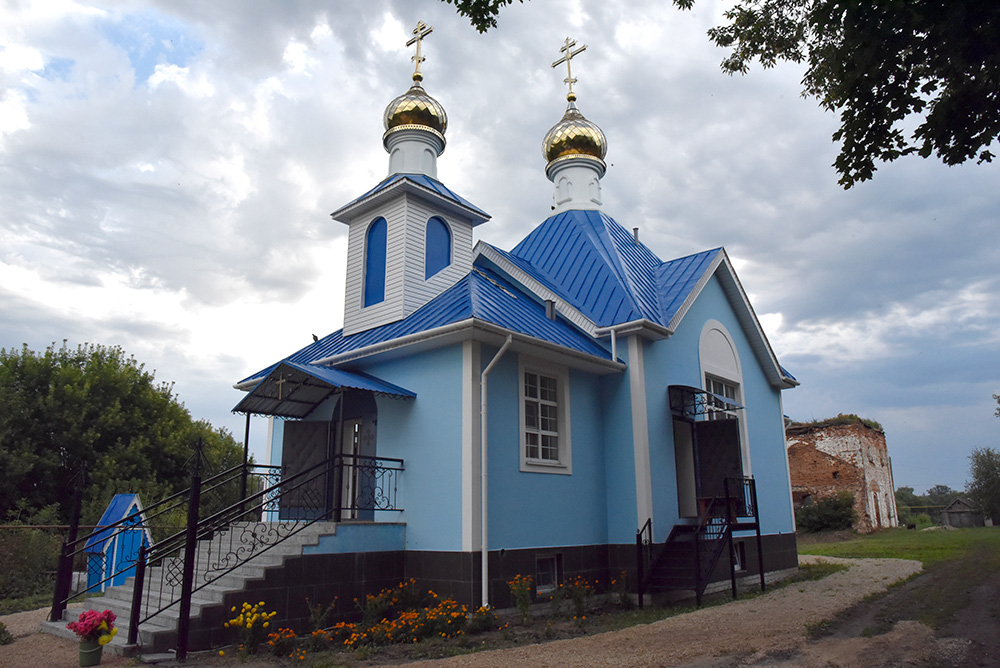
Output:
[43,519,343,655]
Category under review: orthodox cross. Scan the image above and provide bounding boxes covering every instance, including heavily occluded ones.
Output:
[407,21,434,82]
[275,375,288,401]
[552,37,588,101]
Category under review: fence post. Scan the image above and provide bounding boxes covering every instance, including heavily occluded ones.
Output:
[49,482,83,623]
[176,444,203,662]
[127,542,147,646]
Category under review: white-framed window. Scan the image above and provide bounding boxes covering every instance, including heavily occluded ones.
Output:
[706,376,739,420]
[519,356,572,474]
[535,554,562,594]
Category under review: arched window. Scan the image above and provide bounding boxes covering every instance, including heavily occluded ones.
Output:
[425,216,451,279]
[364,217,387,307]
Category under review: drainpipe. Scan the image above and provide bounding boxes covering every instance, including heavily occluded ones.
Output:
[481,334,513,608]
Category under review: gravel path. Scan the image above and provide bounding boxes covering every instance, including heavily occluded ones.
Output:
[0,556,922,668]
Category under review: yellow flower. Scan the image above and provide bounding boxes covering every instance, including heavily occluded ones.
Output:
[218,650,225,656]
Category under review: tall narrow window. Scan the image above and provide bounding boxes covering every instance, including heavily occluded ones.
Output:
[425,216,451,279]
[364,217,387,306]
[524,371,560,462]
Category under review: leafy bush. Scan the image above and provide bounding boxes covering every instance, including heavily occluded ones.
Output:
[0,621,13,645]
[506,574,533,624]
[0,527,61,599]
[796,492,856,532]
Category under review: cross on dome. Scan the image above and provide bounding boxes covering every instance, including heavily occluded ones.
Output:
[407,21,434,82]
[552,37,588,101]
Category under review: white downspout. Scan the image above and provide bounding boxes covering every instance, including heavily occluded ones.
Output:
[480,334,513,608]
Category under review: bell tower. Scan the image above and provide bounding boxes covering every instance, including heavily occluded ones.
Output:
[332,22,489,336]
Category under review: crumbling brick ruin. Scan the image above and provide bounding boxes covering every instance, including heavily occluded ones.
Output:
[786,416,898,533]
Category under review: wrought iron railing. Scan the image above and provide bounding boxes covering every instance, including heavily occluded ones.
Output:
[51,454,403,660]
[637,475,762,606]
[50,461,275,619]
[635,518,653,608]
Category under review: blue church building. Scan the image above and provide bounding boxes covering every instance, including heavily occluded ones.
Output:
[234,31,799,609]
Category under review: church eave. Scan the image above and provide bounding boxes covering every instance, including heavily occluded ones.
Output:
[331,175,490,226]
[311,317,624,374]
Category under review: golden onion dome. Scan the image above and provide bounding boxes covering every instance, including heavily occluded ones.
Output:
[383,76,448,138]
[542,99,607,165]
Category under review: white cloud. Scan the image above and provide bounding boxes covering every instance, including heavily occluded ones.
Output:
[0,90,32,143]
[148,63,215,97]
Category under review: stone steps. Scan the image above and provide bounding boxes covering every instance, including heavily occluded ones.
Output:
[42,520,338,655]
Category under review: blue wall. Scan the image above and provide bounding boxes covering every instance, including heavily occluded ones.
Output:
[483,352,610,549]
[642,275,795,537]
[360,345,466,551]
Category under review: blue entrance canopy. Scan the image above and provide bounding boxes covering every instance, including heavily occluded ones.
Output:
[233,360,415,418]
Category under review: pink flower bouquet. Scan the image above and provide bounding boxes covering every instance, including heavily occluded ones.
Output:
[67,609,118,645]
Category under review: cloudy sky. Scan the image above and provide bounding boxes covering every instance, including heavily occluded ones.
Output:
[2,0,997,494]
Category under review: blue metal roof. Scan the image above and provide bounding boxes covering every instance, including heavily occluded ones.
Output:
[237,266,612,387]
[233,361,415,418]
[509,210,665,327]
[84,494,145,554]
[335,173,490,221]
[656,248,723,324]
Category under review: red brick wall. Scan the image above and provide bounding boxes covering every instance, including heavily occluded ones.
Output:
[786,422,898,532]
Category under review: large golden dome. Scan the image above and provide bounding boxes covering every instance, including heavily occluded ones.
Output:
[542,100,607,165]
[383,77,448,139]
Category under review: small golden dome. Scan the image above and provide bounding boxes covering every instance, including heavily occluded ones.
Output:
[383,78,448,136]
[542,100,607,164]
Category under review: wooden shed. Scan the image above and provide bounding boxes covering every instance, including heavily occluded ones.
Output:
[940,498,985,528]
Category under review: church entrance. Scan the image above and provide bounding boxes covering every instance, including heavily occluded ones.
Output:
[669,386,744,519]
[278,390,379,522]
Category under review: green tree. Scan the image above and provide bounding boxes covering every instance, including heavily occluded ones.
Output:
[0,342,243,527]
[445,1,1000,187]
[440,0,523,32]
[796,491,856,532]
[672,0,1000,188]
[967,447,1000,523]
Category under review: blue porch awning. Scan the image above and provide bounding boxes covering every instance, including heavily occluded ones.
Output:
[232,361,415,418]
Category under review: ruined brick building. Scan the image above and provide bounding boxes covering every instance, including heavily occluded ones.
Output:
[785,416,898,532]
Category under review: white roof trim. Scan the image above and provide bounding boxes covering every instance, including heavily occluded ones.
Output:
[310,317,624,374]
[331,178,490,226]
[474,242,599,336]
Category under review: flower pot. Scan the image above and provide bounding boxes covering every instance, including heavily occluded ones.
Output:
[79,638,103,667]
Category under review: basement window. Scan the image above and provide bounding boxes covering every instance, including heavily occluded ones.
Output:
[536,554,562,594]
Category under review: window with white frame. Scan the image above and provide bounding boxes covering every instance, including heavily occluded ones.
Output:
[519,357,572,474]
[706,376,739,420]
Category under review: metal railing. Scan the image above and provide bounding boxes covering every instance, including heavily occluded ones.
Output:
[50,453,403,660]
[636,476,761,606]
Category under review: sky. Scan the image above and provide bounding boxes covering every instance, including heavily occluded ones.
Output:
[1,0,997,495]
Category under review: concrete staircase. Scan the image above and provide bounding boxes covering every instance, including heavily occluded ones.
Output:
[42,521,339,656]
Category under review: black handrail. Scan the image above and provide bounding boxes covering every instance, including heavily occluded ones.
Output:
[635,518,652,609]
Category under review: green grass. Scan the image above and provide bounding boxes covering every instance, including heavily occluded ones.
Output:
[798,526,1000,566]
[0,592,51,616]
[799,527,1000,633]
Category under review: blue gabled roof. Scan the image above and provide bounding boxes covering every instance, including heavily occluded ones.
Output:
[656,248,723,324]
[508,211,721,330]
[335,173,490,220]
[84,493,145,554]
[238,266,612,387]
[509,210,664,327]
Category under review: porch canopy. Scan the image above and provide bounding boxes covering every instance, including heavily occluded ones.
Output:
[668,384,744,420]
[232,360,416,418]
